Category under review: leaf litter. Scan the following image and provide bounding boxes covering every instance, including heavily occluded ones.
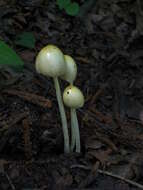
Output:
[1,0,143,190]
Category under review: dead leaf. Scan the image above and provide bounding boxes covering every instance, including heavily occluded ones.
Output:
[88,148,112,166]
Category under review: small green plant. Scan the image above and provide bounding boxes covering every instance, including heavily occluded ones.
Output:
[56,0,80,16]
[0,40,24,71]
[15,32,36,49]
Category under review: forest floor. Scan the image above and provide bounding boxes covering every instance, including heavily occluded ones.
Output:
[1,0,143,189]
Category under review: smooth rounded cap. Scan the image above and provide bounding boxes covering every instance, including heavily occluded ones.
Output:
[63,85,84,108]
[61,55,77,84]
[35,45,66,77]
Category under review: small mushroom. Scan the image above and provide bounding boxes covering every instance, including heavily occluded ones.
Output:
[63,85,84,153]
[60,55,77,84]
[35,44,70,153]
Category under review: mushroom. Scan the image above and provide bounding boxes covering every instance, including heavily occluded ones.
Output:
[60,54,77,85]
[63,85,84,153]
[60,55,77,151]
[35,44,70,153]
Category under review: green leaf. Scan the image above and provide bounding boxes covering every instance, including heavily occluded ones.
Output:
[65,2,80,16]
[0,40,24,71]
[57,0,71,10]
[15,32,36,49]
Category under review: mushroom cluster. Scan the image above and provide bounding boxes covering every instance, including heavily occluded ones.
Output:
[35,44,84,153]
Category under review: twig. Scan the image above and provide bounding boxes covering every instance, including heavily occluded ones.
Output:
[22,119,32,160]
[0,112,27,133]
[71,164,143,190]
[98,169,143,190]
[3,89,52,108]
[5,172,16,190]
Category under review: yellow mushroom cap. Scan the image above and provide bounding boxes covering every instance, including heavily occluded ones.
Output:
[63,85,84,108]
[61,55,77,84]
[35,45,66,77]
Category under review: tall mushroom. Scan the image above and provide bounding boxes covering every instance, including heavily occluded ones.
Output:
[35,44,70,153]
[63,85,84,153]
[60,55,77,151]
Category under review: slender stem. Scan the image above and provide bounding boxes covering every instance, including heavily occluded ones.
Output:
[53,77,70,153]
[70,108,76,151]
[71,108,81,153]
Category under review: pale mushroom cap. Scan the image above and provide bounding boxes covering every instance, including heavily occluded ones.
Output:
[61,55,77,84]
[35,45,66,77]
[63,85,84,108]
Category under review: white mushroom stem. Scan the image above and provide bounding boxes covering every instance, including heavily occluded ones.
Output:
[53,77,70,153]
[65,82,76,152]
[70,108,76,151]
[71,108,80,153]
[70,82,77,152]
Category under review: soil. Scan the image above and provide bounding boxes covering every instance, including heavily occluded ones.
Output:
[0,0,143,189]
